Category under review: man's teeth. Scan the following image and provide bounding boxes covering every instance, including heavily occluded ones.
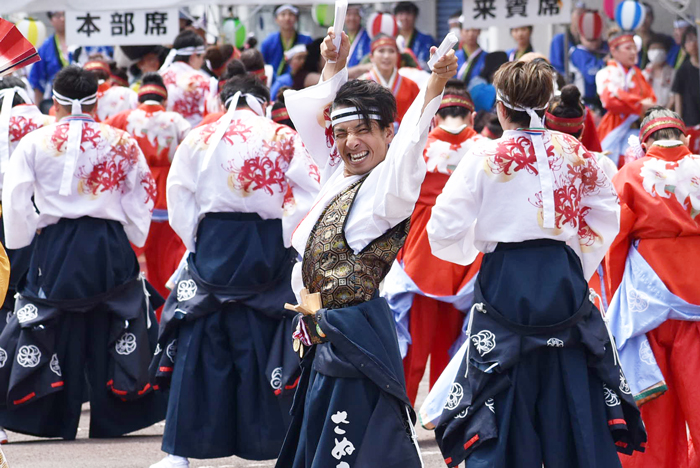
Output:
[349,151,368,162]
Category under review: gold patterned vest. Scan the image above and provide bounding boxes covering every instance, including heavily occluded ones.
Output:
[301,177,410,309]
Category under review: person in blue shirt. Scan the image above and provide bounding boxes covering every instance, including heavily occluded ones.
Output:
[260,4,313,85]
[668,17,693,69]
[570,35,608,113]
[507,26,535,61]
[456,26,487,89]
[394,1,436,69]
[28,11,68,106]
[346,4,372,68]
[549,3,585,76]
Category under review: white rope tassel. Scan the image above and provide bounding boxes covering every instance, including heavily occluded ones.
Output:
[405,405,425,468]
[590,287,621,367]
[53,90,97,196]
[202,92,264,169]
[497,93,556,229]
[140,271,152,329]
[0,87,31,173]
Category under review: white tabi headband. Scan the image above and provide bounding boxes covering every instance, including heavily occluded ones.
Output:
[160,45,207,71]
[53,89,98,196]
[674,19,692,29]
[497,92,557,229]
[330,106,382,126]
[202,92,266,169]
[0,86,32,174]
[275,4,299,16]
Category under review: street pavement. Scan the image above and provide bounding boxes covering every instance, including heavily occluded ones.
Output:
[2,372,447,467]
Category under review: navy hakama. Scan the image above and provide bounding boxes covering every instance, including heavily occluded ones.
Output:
[434,240,646,467]
[152,213,298,460]
[0,217,166,439]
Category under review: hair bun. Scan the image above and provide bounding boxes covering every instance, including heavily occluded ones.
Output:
[560,85,581,108]
[142,72,165,87]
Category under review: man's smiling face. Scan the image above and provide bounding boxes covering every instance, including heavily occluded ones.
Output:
[332,114,395,176]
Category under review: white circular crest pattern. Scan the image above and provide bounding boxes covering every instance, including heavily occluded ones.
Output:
[445,382,464,411]
[115,333,137,355]
[0,347,7,368]
[603,384,621,406]
[639,340,655,366]
[50,353,62,376]
[471,330,497,356]
[270,367,283,390]
[546,338,564,348]
[16,304,38,323]
[177,279,197,302]
[17,345,41,368]
[627,289,649,313]
[166,340,178,363]
[619,370,631,395]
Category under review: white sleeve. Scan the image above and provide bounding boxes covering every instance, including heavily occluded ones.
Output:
[120,141,153,247]
[176,115,192,142]
[282,133,321,247]
[167,133,199,252]
[427,149,482,266]
[284,68,348,184]
[1,139,39,249]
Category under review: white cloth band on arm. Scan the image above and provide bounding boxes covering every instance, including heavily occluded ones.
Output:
[202,92,266,169]
[53,90,98,196]
[0,87,32,174]
[497,92,556,229]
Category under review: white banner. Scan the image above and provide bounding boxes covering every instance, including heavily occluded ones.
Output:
[462,0,572,28]
[66,8,179,46]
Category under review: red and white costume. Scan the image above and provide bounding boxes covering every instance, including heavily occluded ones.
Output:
[160,62,211,127]
[2,114,155,250]
[106,100,191,302]
[383,121,485,404]
[605,137,700,468]
[96,85,138,122]
[360,67,420,123]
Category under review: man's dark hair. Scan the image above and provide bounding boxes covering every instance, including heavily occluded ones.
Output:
[0,77,30,107]
[173,30,205,62]
[220,59,247,81]
[437,79,473,119]
[642,106,685,142]
[220,75,270,108]
[648,34,671,51]
[240,49,265,72]
[139,73,167,103]
[394,2,419,16]
[272,90,294,130]
[53,66,99,112]
[332,80,396,130]
[682,27,698,49]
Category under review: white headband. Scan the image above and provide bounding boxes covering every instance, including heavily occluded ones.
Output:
[674,19,691,29]
[330,106,382,126]
[497,92,556,229]
[0,87,32,174]
[284,44,308,61]
[53,90,98,196]
[275,4,299,16]
[202,92,266,169]
[160,45,207,71]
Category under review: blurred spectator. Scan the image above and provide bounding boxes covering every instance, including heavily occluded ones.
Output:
[468,51,508,112]
[643,36,675,109]
[570,11,608,112]
[260,5,313,84]
[28,11,67,106]
[271,38,324,99]
[507,26,535,61]
[269,44,307,100]
[203,45,240,79]
[550,3,585,75]
[672,27,700,126]
[240,49,269,85]
[669,17,694,69]
[346,4,372,67]
[121,46,169,91]
[394,2,436,68]
[636,2,674,69]
[447,11,462,37]
[456,26,486,89]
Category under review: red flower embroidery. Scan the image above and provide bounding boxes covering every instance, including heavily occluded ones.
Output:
[201,120,254,146]
[139,170,157,209]
[322,105,341,166]
[76,157,131,195]
[488,136,539,175]
[8,116,42,142]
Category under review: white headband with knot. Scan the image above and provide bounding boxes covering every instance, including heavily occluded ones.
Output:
[0,87,32,174]
[202,91,266,169]
[53,90,98,196]
[330,106,382,126]
[497,92,556,229]
[160,45,207,71]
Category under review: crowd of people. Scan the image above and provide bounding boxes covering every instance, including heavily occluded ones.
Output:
[0,1,698,467]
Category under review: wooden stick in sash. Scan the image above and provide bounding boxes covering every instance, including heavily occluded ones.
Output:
[427,32,459,70]
[328,0,348,64]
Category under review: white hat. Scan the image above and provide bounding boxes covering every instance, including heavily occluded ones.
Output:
[284,44,307,61]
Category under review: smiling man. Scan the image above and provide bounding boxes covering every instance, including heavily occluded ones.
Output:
[275,26,457,468]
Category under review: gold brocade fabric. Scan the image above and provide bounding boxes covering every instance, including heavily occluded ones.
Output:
[301,177,410,309]
[0,446,9,467]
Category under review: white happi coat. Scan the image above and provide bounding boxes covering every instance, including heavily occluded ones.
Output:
[284,68,442,300]
[427,129,621,280]
[2,115,155,249]
[160,62,211,127]
[166,108,320,252]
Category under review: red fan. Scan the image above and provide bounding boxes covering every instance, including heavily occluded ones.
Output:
[0,18,40,77]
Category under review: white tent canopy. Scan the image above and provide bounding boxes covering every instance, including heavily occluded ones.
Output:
[1,0,397,15]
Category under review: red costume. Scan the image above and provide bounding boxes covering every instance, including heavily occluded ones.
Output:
[106,99,191,310]
[606,135,700,468]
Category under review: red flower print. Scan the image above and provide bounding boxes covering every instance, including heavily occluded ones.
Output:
[8,116,41,142]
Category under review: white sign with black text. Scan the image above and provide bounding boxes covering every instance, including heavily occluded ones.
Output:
[462,0,572,28]
[66,9,178,46]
